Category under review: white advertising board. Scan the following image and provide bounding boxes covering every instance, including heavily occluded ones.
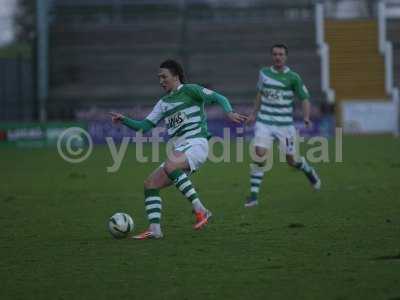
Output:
[342,100,396,134]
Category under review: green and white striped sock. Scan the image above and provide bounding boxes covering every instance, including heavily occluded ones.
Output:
[250,163,265,200]
[295,157,312,173]
[167,169,206,213]
[144,189,162,233]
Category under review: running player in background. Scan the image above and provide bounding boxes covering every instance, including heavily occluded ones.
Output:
[110,59,247,239]
[245,44,321,208]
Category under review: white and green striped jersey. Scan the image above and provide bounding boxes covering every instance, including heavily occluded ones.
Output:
[145,83,232,143]
[256,66,310,126]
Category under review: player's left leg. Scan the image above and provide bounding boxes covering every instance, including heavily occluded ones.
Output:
[245,122,274,208]
[132,166,173,240]
[286,155,321,189]
[279,126,321,190]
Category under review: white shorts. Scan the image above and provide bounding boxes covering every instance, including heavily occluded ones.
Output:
[161,138,209,173]
[254,122,297,155]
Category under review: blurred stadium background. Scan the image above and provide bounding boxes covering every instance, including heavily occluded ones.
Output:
[1,1,400,299]
[0,0,398,143]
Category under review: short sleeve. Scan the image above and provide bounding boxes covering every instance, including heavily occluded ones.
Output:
[145,100,163,125]
[292,74,310,101]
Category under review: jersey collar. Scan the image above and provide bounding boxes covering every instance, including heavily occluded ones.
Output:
[270,66,290,74]
[169,84,184,95]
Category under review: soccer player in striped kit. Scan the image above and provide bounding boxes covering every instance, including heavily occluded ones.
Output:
[110,59,247,239]
[245,44,321,208]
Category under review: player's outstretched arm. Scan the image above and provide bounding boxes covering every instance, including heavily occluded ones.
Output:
[212,94,247,124]
[198,87,247,124]
[109,112,155,133]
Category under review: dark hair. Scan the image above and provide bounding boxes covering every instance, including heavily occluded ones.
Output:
[271,44,289,55]
[159,59,185,83]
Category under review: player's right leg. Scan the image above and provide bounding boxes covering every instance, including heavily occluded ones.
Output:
[163,149,211,230]
[245,122,274,208]
[132,167,172,240]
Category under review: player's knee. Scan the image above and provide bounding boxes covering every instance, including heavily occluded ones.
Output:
[255,149,263,157]
[255,147,268,160]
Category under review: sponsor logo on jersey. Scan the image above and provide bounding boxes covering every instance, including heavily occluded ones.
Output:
[167,112,187,129]
[263,88,283,101]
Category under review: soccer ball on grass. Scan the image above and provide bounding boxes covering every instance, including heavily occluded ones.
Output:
[108,212,134,239]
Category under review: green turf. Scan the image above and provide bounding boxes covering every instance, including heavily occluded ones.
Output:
[1,136,400,299]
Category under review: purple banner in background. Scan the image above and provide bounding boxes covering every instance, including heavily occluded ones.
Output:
[87,116,335,145]
[79,103,334,144]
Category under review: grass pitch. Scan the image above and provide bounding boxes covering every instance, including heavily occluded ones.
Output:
[1,136,399,299]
